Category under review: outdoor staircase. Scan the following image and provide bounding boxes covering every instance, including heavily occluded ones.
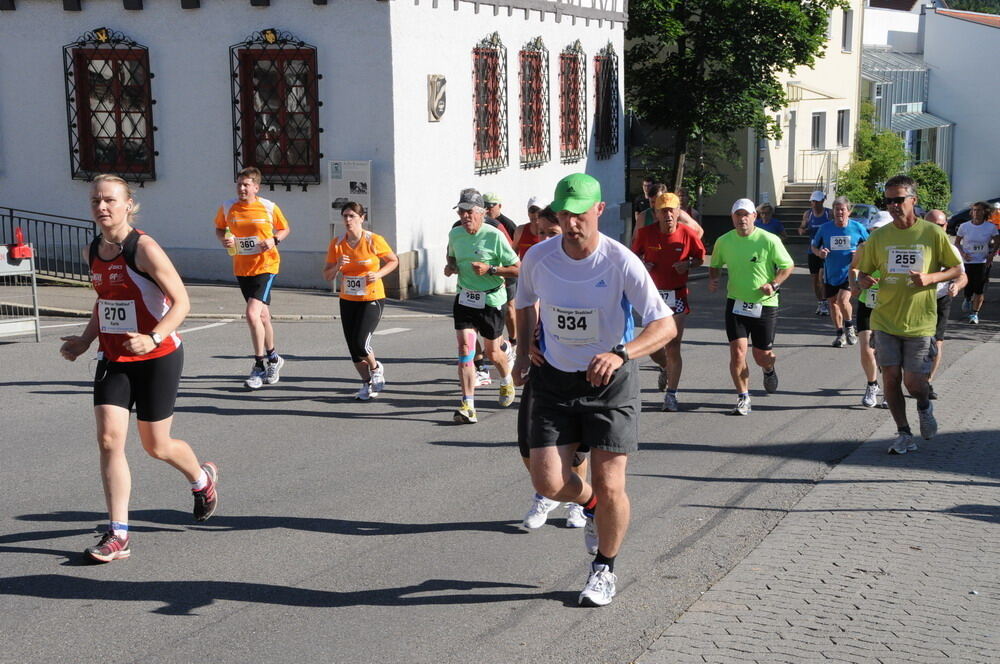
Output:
[776,183,818,244]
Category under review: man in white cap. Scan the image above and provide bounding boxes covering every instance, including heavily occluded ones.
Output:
[799,190,832,316]
[710,198,795,415]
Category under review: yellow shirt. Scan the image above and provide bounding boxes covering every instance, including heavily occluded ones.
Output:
[214,197,290,277]
[325,231,393,301]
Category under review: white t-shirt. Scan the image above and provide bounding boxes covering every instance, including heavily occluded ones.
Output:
[936,244,966,298]
[515,233,672,372]
[957,221,998,264]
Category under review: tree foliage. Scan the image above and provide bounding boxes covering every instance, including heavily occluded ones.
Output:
[945,0,1000,14]
[836,101,909,205]
[633,132,739,204]
[908,161,952,212]
[626,0,846,188]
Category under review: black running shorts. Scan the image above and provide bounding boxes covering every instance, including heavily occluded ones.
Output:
[93,346,184,422]
[237,273,276,305]
[823,280,850,299]
[724,299,779,351]
[527,360,638,454]
[807,251,825,275]
[453,296,505,340]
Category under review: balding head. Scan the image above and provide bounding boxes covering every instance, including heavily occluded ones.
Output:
[925,209,948,228]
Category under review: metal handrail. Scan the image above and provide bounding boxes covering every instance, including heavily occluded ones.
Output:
[0,207,95,283]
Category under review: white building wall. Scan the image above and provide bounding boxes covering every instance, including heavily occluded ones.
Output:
[388,0,625,296]
[863,7,921,50]
[924,11,1000,210]
[0,1,387,289]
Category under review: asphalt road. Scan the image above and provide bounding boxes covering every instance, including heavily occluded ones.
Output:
[1,270,992,664]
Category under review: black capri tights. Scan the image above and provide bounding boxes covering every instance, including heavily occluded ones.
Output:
[340,298,385,362]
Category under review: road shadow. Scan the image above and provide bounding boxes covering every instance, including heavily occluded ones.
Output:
[0,575,550,615]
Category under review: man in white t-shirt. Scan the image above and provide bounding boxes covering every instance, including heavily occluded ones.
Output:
[955,201,999,324]
[513,173,675,608]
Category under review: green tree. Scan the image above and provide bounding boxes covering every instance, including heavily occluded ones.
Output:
[908,161,952,211]
[626,0,845,190]
[946,0,1000,14]
[835,101,909,205]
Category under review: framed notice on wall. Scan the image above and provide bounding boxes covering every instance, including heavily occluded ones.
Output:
[328,160,373,234]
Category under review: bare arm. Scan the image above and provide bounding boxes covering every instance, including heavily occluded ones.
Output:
[677,209,704,238]
[586,315,676,387]
[128,236,190,355]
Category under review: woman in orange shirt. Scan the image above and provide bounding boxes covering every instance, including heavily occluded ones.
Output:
[323,202,399,400]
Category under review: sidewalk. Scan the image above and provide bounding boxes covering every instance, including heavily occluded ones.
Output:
[637,333,1000,664]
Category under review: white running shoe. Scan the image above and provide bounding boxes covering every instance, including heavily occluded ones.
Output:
[503,340,516,368]
[846,326,858,346]
[245,365,266,390]
[583,513,599,555]
[522,494,560,529]
[862,383,881,408]
[578,564,617,607]
[475,369,492,387]
[370,362,386,393]
[730,395,752,416]
[819,301,830,316]
[832,333,846,348]
[565,503,587,528]
[888,432,917,455]
[264,355,284,385]
[918,402,937,440]
[355,382,373,401]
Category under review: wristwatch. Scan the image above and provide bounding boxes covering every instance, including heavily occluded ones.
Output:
[274,237,281,245]
[488,265,497,275]
[611,344,629,362]
[149,332,163,347]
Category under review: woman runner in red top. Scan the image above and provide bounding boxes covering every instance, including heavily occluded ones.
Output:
[59,175,219,563]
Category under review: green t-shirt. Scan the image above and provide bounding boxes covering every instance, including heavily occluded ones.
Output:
[857,219,960,337]
[710,227,794,306]
[447,223,519,308]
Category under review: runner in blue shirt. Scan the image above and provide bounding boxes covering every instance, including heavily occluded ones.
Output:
[798,190,832,315]
[754,203,786,238]
[812,195,869,347]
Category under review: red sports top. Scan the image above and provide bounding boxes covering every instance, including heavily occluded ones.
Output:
[514,224,541,259]
[631,223,706,290]
[89,229,181,362]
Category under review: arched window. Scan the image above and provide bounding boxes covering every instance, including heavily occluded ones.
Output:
[230,29,322,189]
[519,37,549,169]
[473,32,509,175]
[63,27,156,182]
[559,41,586,164]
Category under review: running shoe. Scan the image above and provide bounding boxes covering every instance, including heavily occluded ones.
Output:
[522,493,560,529]
[657,367,668,392]
[498,383,516,407]
[832,333,846,348]
[565,503,587,528]
[888,432,917,455]
[85,531,131,563]
[862,383,881,408]
[578,564,617,607]
[193,462,219,522]
[962,298,971,312]
[662,391,678,412]
[815,302,825,316]
[928,384,938,400]
[763,369,779,394]
[968,313,979,324]
[355,382,373,401]
[820,301,830,316]
[264,354,284,385]
[730,395,752,416]
[475,369,492,387]
[918,403,938,440]
[245,365,266,390]
[453,403,478,424]
[370,362,386,393]
[583,513,599,555]
[846,326,858,346]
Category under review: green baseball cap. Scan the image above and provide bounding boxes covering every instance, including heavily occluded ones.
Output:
[551,173,602,214]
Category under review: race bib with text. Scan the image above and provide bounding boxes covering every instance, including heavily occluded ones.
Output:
[98,299,138,334]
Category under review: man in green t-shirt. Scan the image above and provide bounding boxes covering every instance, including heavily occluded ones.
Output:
[857,175,962,454]
[709,198,795,416]
[445,188,520,424]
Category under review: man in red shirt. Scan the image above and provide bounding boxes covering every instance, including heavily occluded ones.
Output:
[632,192,706,411]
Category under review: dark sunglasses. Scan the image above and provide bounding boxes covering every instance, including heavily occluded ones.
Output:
[883,196,912,205]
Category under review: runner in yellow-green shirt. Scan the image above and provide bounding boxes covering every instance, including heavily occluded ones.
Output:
[856,175,962,455]
[708,198,794,416]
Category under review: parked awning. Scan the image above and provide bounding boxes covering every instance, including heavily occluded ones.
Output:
[890,112,953,132]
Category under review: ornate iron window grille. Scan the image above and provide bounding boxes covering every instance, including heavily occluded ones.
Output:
[63,27,157,183]
[559,41,587,164]
[230,29,323,190]
[473,32,509,175]
[593,43,620,160]
[519,37,550,169]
